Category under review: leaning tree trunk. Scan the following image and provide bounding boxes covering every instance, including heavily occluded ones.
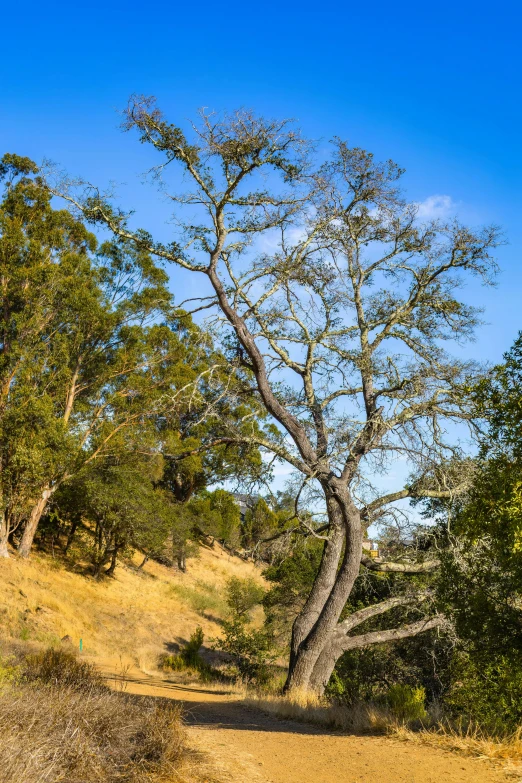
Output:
[63,519,78,554]
[0,510,9,558]
[105,544,120,577]
[177,542,187,572]
[18,485,55,558]
[308,639,345,694]
[284,483,363,692]
[285,491,345,684]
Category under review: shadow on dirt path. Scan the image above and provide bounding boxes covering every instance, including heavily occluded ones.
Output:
[95,659,509,783]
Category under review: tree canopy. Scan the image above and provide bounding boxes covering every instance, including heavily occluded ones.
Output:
[48,100,501,691]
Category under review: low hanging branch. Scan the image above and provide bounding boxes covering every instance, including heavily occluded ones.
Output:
[341,616,444,653]
[360,555,440,573]
[338,592,432,633]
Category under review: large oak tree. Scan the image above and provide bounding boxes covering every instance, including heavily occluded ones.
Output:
[50,99,501,691]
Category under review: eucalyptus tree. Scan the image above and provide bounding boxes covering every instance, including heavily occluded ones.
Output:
[50,98,501,691]
[0,154,96,556]
[0,153,220,558]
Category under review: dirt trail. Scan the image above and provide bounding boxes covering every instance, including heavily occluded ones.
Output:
[96,661,508,783]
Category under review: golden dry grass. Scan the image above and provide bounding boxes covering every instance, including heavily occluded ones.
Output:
[0,544,265,670]
[245,689,391,733]
[393,723,522,777]
[0,647,214,783]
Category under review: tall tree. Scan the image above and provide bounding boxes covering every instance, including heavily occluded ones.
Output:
[14,240,183,558]
[0,154,96,556]
[439,334,522,660]
[50,100,500,691]
[0,153,227,558]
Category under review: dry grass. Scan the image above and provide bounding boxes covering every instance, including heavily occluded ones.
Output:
[0,543,265,669]
[245,689,391,733]
[393,723,522,777]
[0,647,211,783]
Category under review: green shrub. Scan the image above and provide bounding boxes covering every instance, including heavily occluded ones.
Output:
[218,617,275,684]
[181,626,205,669]
[385,684,427,722]
[226,577,265,619]
[215,578,275,685]
[162,654,186,671]
[162,627,217,682]
[445,651,522,734]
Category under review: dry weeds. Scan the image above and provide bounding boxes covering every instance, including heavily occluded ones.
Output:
[245,689,391,733]
[393,723,522,777]
[0,647,213,783]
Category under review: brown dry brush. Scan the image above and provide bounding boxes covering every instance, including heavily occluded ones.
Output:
[0,648,204,783]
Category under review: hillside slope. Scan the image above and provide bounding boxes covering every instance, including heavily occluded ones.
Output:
[0,547,512,782]
[0,544,265,669]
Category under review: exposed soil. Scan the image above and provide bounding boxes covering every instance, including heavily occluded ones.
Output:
[96,660,509,783]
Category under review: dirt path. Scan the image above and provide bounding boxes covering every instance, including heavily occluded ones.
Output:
[96,661,508,783]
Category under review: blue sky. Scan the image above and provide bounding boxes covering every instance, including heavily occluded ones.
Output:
[3,0,520,506]
[3,0,520,365]
[1,0,520,350]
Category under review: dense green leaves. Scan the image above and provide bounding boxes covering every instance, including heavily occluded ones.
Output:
[0,153,263,564]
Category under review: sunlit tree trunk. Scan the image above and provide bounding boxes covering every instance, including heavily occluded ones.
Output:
[18,485,55,558]
[284,486,363,692]
[0,510,9,558]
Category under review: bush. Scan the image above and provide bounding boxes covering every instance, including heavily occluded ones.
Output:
[445,652,522,734]
[226,577,265,619]
[21,647,105,691]
[182,626,205,669]
[162,653,186,671]
[216,578,275,684]
[0,647,195,783]
[219,617,275,684]
[162,627,217,681]
[385,684,427,723]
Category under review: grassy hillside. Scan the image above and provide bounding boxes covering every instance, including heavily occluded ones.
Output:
[0,544,265,670]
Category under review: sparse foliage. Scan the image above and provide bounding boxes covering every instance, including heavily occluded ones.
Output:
[49,99,500,691]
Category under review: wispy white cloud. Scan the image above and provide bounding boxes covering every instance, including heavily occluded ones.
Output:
[255,224,308,254]
[415,194,456,220]
[272,462,295,477]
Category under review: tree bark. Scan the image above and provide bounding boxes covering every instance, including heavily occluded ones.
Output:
[105,544,120,577]
[63,519,78,554]
[360,555,440,573]
[285,491,345,684]
[177,543,187,572]
[308,641,344,693]
[18,486,55,558]
[284,483,363,692]
[0,510,9,558]
[309,616,443,694]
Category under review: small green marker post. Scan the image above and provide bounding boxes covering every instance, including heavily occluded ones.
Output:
[79,638,83,653]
